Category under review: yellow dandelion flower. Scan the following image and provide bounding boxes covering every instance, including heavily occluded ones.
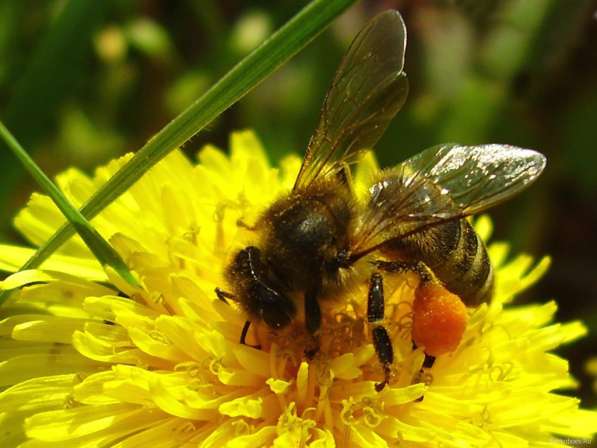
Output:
[1,130,596,447]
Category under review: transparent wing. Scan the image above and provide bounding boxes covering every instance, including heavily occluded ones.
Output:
[294,10,408,191]
[352,144,546,254]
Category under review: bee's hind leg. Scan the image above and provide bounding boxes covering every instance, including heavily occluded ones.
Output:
[373,260,434,283]
[368,272,394,391]
[412,340,436,378]
[377,261,440,395]
[423,353,436,368]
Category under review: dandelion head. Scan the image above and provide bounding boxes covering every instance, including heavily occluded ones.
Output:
[1,130,596,447]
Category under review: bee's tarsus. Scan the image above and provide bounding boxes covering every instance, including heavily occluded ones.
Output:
[239,320,261,349]
[240,320,251,344]
[372,326,394,391]
[375,365,391,392]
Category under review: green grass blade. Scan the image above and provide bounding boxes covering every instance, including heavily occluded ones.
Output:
[0,122,139,291]
[1,0,357,292]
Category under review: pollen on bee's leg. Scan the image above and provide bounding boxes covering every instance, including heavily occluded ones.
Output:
[411,282,468,357]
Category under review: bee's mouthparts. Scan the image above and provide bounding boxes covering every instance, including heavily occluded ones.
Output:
[334,249,352,269]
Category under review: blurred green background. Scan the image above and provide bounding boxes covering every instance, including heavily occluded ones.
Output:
[0,0,596,406]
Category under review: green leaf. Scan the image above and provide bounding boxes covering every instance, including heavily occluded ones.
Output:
[0,0,357,303]
[0,122,139,296]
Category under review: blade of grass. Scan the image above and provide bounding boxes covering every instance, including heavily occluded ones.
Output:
[0,0,357,304]
[0,122,139,289]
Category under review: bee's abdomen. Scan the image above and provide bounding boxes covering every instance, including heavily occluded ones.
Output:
[432,220,493,306]
[387,219,493,306]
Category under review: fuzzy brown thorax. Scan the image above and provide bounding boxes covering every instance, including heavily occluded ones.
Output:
[258,182,354,292]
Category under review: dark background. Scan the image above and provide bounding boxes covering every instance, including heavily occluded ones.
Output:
[1,0,596,408]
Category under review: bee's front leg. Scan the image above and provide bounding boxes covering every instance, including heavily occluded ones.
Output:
[215,287,236,303]
[368,272,394,391]
[304,286,321,359]
[239,320,261,349]
[214,289,261,349]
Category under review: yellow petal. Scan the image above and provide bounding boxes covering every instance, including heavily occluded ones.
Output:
[219,395,263,419]
[24,403,138,441]
[0,245,105,281]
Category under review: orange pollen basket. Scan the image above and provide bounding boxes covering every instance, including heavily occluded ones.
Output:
[411,282,469,356]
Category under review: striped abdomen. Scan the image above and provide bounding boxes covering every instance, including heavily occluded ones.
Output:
[385,219,493,307]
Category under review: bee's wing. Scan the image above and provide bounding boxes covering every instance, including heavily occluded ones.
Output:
[352,144,546,254]
[293,10,408,191]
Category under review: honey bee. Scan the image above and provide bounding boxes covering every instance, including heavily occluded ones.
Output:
[217,10,546,390]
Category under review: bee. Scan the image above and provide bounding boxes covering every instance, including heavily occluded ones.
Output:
[217,10,546,390]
